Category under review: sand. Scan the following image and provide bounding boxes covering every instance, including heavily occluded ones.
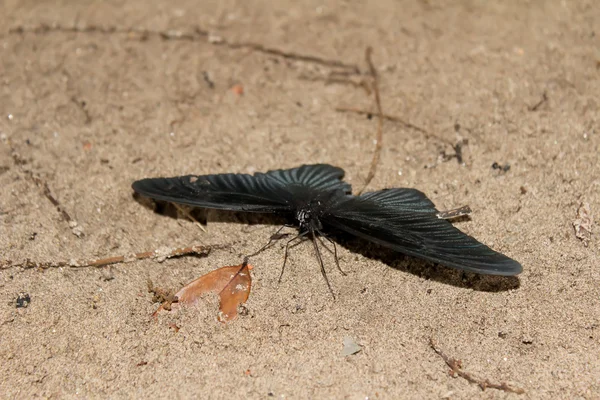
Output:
[1,1,598,398]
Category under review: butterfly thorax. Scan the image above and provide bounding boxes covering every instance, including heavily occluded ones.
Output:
[295,200,325,231]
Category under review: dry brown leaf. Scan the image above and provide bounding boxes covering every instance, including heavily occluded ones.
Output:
[155,263,252,322]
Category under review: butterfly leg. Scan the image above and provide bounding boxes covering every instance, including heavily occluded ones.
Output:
[310,230,336,299]
[315,229,346,276]
[279,231,309,283]
[324,235,346,276]
[245,225,288,260]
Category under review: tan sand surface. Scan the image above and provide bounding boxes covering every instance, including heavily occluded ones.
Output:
[1,1,598,398]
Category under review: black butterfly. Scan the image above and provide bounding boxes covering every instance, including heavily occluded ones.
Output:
[132,164,521,293]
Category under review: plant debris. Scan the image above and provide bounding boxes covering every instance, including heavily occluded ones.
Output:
[573,202,593,246]
[231,84,244,96]
[155,262,252,323]
[357,47,384,195]
[528,91,548,111]
[429,338,524,394]
[437,205,472,220]
[1,244,218,270]
[147,280,177,311]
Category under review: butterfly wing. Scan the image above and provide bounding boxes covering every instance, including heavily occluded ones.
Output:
[323,189,522,275]
[132,164,350,213]
[265,164,351,194]
[132,172,292,212]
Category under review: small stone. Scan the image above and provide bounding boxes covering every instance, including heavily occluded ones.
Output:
[71,225,84,238]
[341,336,362,356]
[16,292,31,308]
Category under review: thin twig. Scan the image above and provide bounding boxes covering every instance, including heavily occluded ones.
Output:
[7,23,361,74]
[429,338,525,394]
[173,203,207,233]
[0,244,226,270]
[528,91,548,112]
[357,47,384,195]
[9,143,74,223]
[335,106,453,147]
[298,73,371,94]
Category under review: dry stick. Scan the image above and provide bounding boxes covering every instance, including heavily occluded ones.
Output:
[0,244,219,270]
[7,24,361,75]
[173,203,207,233]
[32,175,74,223]
[223,40,361,74]
[298,73,371,94]
[335,107,454,148]
[429,338,525,394]
[9,144,73,223]
[528,91,548,112]
[357,47,384,195]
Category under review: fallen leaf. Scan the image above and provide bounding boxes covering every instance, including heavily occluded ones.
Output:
[155,263,252,322]
[573,202,593,246]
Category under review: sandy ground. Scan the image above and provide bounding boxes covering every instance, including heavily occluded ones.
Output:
[1,1,599,398]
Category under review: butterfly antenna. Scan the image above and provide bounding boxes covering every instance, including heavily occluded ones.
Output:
[315,229,346,276]
[279,231,308,283]
[310,229,336,299]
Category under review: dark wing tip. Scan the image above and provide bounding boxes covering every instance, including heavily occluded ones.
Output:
[422,235,523,277]
[131,178,145,193]
[454,257,520,277]
[131,177,168,196]
[485,256,523,276]
[131,176,193,201]
[131,177,149,194]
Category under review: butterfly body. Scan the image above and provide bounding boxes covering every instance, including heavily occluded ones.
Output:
[132,164,522,276]
[293,192,346,232]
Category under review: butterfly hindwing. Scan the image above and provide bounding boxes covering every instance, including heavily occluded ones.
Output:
[324,188,522,275]
[265,164,351,194]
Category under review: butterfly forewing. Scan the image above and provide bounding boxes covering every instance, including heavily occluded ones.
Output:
[132,172,292,212]
[132,164,350,213]
[324,189,522,275]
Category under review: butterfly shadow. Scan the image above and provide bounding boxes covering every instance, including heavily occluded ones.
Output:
[133,195,520,293]
[328,230,521,293]
[133,195,289,227]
